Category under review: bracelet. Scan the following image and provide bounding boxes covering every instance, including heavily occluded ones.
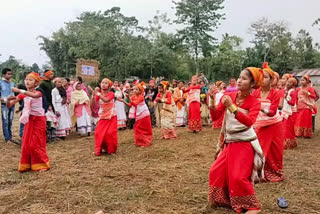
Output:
[264,108,269,115]
[228,104,238,114]
[97,92,101,97]
[161,99,165,103]
[307,92,311,96]
[20,89,26,94]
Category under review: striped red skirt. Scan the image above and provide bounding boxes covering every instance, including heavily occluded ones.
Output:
[295,108,313,138]
[188,102,201,131]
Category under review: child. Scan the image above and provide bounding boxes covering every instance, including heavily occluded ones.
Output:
[8,72,50,172]
[46,105,58,142]
[52,78,72,139]
[71,82,92,136]
[89,86,100,132]
[93,78,118,155]
[122,82,153,147]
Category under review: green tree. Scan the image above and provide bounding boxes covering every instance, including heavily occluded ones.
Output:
[207,34,246,81]
[173,0,225,70]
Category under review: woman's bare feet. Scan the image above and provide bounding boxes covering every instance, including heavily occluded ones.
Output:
[245,209,261,214]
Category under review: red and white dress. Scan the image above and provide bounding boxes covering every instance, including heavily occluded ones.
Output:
[209,92,263,213]
[253,88,284,182]
[294,86,316,138]
[128,94,153,147]
[94,92,118,155]
[282,89,298,149]
[184,85,201,131]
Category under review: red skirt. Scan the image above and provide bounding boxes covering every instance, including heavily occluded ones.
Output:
[95,116,118,155]
[188,102,201,131]
[255,121,284,182]
[213,112,224,129]
[208,142,260,213]
[295,108,313,138]
[134,116,153,147]
[283,112,297,149]
[19,116,50,172]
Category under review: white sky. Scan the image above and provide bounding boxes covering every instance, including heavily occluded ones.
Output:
[0,0,319,66]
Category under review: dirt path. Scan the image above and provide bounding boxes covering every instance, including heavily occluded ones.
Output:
[0,126,319,214]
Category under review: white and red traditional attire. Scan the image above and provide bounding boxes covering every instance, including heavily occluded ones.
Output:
[17,74,50,172]
[295,84,316,138]
[282,87,298,149]
[253,88,284,182]
[114,87,127,129]
[212,81,225,129]
[94,90,118,155]
[184,83,201,132]
[71,88,91,135]
[129,93,153,147]
[155,83,177,139]
[173,87,186,127]
[209,92,263,213]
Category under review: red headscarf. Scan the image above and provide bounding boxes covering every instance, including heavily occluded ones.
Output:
[246,67,264,89]
[27,72,41,83]
[103,78,113,87]
[262,62,275,79]
[137,82,146,94]
[303,75,310,82]
[216,81,223,87]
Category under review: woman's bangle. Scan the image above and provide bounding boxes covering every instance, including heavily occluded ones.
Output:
[97,92,101,97]
[228,104,238,114]
[20,89,26,94]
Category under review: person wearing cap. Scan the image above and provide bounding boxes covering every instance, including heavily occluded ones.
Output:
[282,78,298,149]
[294,75,317,138]
[122,82,153,147]
[183,75,202,133]
[252,62,284,183]
[208,67,264,214]
[7,72,50,172]
[154,81,177,139]
[93,78,118,155]
[39,70,54,110]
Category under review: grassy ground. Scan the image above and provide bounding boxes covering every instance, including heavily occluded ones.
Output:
[0,105,319,214]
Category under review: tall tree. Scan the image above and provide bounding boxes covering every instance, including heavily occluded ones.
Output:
[173,0,225,71]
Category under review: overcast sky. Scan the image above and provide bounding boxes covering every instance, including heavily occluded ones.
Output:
[0,0,319,67]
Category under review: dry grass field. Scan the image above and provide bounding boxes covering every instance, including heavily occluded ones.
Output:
[0,105,319,214]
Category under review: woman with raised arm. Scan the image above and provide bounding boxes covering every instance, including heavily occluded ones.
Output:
[294,75,316,138]
[93,78,118,156]
[252,62,284,182]
[208,67,264,214]
[8,72,50,172]
[122,82,153,147]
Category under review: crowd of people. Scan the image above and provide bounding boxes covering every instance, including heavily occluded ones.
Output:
[0,63,319,214]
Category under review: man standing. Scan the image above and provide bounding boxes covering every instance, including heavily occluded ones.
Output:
[39,70,54,110]
[0,68,18,144]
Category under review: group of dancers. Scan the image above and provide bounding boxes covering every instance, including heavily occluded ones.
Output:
[0,62,318,213]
